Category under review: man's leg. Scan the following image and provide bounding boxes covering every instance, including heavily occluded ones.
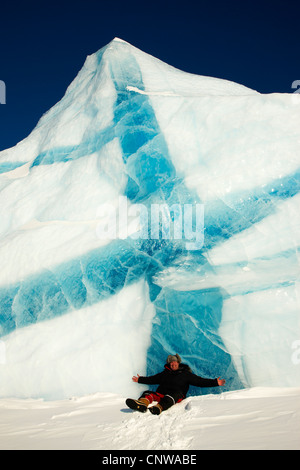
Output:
[142,391,164,404]
[125,391,164,413]
[149,394,175,415]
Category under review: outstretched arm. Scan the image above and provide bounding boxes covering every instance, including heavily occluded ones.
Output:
[217,377,226,386]
[188,372,226,388]
[131,371,164,385]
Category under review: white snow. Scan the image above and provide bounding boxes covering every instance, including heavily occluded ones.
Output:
[0,387,299,450]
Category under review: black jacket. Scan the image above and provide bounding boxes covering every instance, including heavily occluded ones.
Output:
[138,363,219,400]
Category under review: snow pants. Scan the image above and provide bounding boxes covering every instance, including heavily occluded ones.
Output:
[139,390,183,412]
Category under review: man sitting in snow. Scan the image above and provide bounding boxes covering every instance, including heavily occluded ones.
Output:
[126,354,226,415]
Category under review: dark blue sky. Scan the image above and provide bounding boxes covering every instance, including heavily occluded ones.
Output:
[0,0,299,151]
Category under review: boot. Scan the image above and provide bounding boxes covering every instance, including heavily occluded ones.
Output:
[126,397,150,413]
[149,403,163,415]
[138,397,150,406]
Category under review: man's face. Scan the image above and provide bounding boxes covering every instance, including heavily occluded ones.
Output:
[170,361,179,371]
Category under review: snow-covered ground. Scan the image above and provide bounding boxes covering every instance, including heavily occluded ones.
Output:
[0,387,299,450]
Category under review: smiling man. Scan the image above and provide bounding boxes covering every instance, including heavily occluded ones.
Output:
[126,354,225,415]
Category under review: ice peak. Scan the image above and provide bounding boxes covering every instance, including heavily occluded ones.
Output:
[97,37,257,96]
[107,37,132,49]
[111,37,128,44]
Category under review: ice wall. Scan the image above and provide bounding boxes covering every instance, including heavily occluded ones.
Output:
[0,38,299,399]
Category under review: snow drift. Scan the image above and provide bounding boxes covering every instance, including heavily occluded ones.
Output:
[0,38,299,400]
[1,387,299,450]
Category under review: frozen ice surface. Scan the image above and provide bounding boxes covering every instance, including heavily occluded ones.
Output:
[0,38,299,399]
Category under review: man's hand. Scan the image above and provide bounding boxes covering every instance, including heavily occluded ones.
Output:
[217,377,226,386]
[132,374,140,383]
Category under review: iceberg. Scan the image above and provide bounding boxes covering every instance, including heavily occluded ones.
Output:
[0,38,299,399]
